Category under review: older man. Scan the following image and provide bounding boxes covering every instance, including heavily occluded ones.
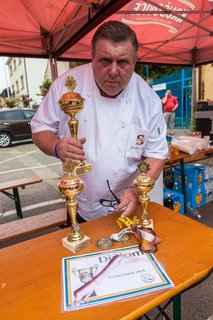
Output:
[31,20,168,222]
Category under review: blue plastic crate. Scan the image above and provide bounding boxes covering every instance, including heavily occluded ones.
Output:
[163,188,184,214]
[173,164,205,192]
[186,185,206,209]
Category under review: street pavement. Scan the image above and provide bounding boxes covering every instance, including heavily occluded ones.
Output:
[0,140,65,222]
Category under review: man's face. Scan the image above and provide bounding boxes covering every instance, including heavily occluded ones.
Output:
[92,39,137,98]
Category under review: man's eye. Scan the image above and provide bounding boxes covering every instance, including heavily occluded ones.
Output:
[100,58,111,65]
[118,60,128,67]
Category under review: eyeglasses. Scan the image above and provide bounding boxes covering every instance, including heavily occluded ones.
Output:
[99,180,120,209]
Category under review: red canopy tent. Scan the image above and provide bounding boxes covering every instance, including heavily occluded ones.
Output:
[0,0,129,59]
[0,0,213,66]
[60,0,213,66]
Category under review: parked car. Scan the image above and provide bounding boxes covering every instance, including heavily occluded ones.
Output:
[0,108,36,147]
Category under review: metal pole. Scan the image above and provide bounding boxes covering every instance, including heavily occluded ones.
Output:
[1,57,11,98]
[23,58,29,96]
[191,64,196,131]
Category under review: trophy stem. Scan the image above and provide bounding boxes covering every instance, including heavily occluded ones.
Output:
[138,192,151,227]
[68,114,78,139]
[67,198,84,242]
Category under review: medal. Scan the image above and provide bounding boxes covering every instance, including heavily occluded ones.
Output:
[96,237,114,250]
[118,234,130,243]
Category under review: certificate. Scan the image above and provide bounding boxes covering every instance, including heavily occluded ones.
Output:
[62,245,174,311]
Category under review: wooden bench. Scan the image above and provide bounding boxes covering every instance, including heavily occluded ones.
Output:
[0,175,42,219]
[0,208,67,244]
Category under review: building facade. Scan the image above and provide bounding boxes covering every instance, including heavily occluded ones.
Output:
[7,57,47,107]
[6,57,72,107]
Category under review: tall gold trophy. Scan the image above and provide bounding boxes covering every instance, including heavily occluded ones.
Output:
[58,76,91,253]
[133,161,155,229]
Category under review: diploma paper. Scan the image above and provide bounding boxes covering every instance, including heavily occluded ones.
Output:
[62,245,174,311]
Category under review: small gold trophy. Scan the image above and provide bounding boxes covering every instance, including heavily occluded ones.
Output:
[133,161,155,229]
[58,76,91,253]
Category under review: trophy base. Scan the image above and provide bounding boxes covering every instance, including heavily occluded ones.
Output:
[141,218,154,229]
[62,234,90,253]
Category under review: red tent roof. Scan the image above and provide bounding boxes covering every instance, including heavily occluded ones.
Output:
[1,0,213,65]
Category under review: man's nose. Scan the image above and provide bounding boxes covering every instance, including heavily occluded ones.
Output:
[109,62,119,76]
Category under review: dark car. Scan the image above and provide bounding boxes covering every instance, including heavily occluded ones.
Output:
[0,108,36,147]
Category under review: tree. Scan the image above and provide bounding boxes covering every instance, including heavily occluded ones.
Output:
[135,64,180,81]
[37,79,52,98]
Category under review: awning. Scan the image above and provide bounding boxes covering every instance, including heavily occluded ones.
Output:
[0,1,213,66]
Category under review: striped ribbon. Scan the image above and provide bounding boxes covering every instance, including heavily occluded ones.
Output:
[73,255,122,305]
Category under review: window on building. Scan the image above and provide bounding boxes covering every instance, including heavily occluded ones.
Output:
[13,59,16,71]
[20,75,24,89]
[16,80,19,93]
[9,65,12,76]
[12,85,15,97]
[18,58,22,65]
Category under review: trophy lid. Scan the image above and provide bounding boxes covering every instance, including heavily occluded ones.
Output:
[58,76,84,108]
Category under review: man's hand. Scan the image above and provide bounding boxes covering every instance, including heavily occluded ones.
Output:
[57,137,87,163]
[116,189,139,218]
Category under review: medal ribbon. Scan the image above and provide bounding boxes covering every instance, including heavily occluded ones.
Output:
[113,216,160,252]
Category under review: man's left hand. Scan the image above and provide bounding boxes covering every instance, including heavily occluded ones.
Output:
[116,189,139,218]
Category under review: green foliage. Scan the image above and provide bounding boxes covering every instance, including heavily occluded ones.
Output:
[38,79,52,98]
[5,97,20,108]
[135,64,181,81]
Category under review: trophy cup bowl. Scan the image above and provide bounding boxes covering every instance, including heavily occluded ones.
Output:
[58,76,91,253]
[133,161,155,228]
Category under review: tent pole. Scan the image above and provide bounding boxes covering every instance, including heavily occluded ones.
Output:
[190,64,196,132]
[49,56,58,81]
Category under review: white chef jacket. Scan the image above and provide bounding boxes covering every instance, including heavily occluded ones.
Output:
[31,63,168,220]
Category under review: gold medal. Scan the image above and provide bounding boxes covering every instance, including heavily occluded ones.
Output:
[96,237,114,250]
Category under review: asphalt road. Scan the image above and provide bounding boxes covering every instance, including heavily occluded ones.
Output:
[0,139,66,222]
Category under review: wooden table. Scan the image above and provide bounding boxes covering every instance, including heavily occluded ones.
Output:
[0,176,42,218]
[0,203,212,320]
[165,148,213,212]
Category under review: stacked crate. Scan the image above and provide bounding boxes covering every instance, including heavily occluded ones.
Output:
[173,164,206,210]
[203,165,213,203]
[163,188,184,214]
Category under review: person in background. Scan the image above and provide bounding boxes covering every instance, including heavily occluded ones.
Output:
[162,89,179,135]
[31,20,168,223]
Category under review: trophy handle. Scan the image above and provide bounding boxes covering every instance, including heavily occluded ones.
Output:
[92,264,98,276]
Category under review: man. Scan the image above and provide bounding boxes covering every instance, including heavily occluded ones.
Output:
[162,89,179,135]
[31,20,168,222]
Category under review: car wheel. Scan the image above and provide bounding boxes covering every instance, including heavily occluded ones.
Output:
[0,132,12,147]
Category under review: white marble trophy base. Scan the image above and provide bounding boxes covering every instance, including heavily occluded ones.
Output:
[62,235,90,253]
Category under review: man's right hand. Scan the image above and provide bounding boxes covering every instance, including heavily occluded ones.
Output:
[57,137,87,163]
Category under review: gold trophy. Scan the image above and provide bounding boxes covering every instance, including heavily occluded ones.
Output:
[133,161,155,229]
[58,76,91,253]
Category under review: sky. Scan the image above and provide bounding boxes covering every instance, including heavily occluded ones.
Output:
[0,57,10,93]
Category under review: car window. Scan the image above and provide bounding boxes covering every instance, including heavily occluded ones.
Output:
[0,110,24,121]
[24,110,36,120]
[10,110,25,120]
